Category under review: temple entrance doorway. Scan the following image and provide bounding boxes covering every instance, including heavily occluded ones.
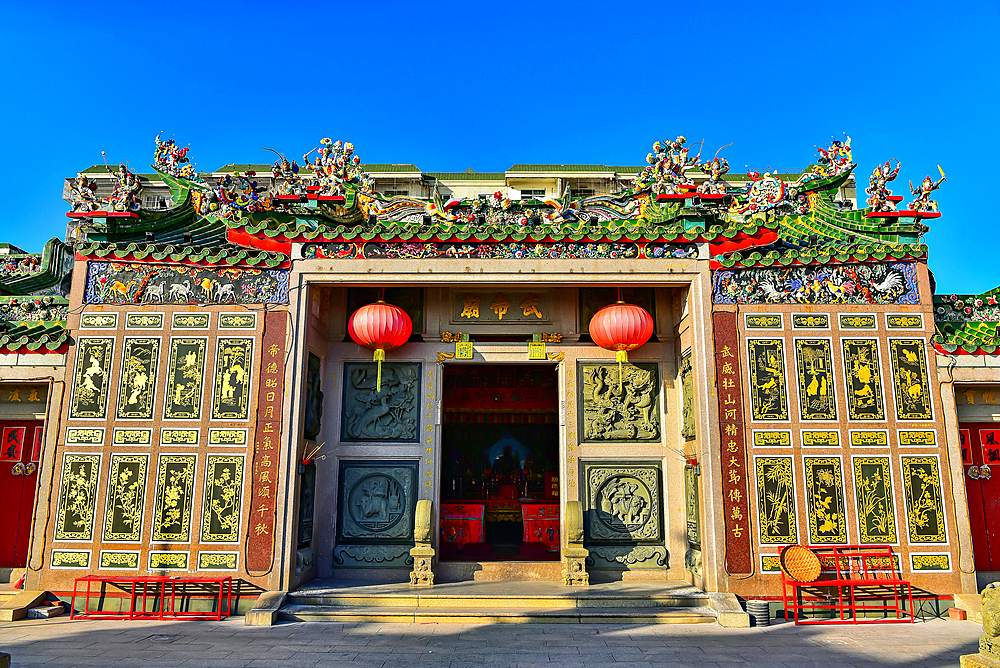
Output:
[439,364,560,563]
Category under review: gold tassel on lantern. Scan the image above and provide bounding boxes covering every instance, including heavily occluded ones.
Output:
[616,349,628,392]
[374,348,385,392]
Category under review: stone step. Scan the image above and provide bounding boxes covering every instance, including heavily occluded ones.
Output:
[25,605,64,619]
[279,604,717,624]
[287,593,709,609]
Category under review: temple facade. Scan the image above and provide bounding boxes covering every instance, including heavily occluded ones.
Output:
[1,134,980,613]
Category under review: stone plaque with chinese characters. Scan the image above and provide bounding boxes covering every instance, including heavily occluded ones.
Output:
[713,312,751,574]
[451,290,551,323]
[246,312,287,572]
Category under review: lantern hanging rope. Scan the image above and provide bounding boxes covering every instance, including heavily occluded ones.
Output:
[348,300,412,392]
[588,300,654,391]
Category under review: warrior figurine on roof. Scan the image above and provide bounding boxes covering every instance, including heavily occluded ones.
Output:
[264,147,302,196]
[865,159,901,212]
[102,154,142,212]
[698,144,731,195]
[908,168,946,213]
[302,138,373,197]
[69,172,101,212]
[153,135,199,180]
[635,135,699,195]
[815,135,853,177]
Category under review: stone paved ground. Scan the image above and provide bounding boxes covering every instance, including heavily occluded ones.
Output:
[0,616,984,667]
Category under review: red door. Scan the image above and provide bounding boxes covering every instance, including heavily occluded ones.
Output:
[0,420,43,568]
[961,422,1000,571]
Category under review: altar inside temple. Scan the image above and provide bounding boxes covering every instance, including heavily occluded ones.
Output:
[439,365,560,561]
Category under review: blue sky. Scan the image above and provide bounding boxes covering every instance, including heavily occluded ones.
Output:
[1,1,996,293]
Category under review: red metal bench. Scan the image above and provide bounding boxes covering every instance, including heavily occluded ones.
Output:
[70,575,232,621]
[780,545,914,625]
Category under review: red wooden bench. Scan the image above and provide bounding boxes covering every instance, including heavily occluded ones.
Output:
[780,545,914,625]
[70,575,232,621]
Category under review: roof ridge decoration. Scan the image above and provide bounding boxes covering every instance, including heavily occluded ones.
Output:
[75,240,289,268]
[0,237,73,297]
[0,295,70,354]
[929,291,1000,355]
[63,133,944,258]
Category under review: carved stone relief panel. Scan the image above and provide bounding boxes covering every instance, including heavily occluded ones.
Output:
[580,363,660,442]
[584,463,662,543]
[336,461,418,544]
[681,352,695,442]
[341,363,420,442]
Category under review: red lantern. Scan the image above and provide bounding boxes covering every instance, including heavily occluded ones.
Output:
[589,301,654,389]
[348,300,412,392]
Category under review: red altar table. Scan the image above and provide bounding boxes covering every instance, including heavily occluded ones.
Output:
[440,504,485,548]
[522,504,559,551]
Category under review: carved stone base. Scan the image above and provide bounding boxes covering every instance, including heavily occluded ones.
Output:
[562,547,589,586]
[410,546,435,586]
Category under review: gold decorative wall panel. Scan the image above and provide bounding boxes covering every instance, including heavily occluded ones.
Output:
[163,337,207,420]
[747,339,789,421]
[795,339,836,420]
[901,456,946,543]
[116,338,160,420]
[70,338,114,419]
[201,455,244,542]
[152,455,197,542]
[102,453,149,542]
[54,453,101,541]
[211,338,254,420]
[842,339,885,421]
[755,456,797,544]
[888,339,933,421]
[852,456,897,543]
[804,457,847,543]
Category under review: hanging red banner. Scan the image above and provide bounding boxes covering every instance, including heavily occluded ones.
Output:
[713,311,752,575]
[246,311,287,574]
